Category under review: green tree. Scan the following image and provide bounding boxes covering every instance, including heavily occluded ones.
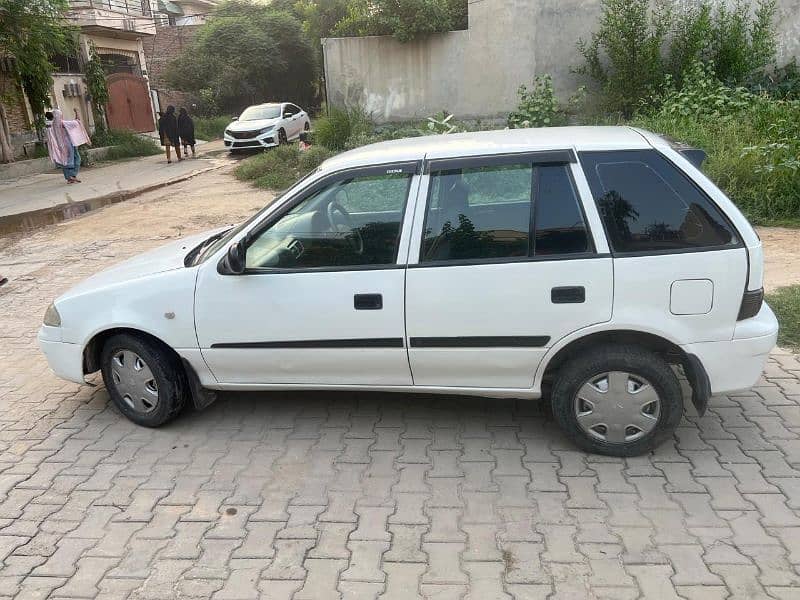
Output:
[84,43,109,131]
[334,0,467,42]
[0,0,76,161]
[165,0,317,115]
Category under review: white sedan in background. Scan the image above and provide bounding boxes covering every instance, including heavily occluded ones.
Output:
[224,102,311,152]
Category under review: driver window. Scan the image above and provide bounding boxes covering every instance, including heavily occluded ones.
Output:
[245,172,412,270]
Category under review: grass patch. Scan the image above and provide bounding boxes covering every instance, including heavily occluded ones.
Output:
[80,129,161,165]
[233,144,334,190]
[766,285,800,352]
[194,116,231,141]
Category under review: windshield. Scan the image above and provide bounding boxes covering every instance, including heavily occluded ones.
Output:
[187,168,324,266]
[239,105,281,121]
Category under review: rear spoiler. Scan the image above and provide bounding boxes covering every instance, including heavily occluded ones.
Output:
[679,148,708,169]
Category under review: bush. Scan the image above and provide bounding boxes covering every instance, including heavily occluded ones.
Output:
[314,106,372,151]
[81,129,161,165]
[194,116,231,141]
[507,75,585,128]
[234,143,334,190]
[633,65,800,223]
[577,0,778,116]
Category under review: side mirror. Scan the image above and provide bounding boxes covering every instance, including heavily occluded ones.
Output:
[218,241,246,275]
[283,112,291,118]
[231,116,239,122]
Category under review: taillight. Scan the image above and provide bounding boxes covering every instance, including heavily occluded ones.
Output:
[737,288,764,321]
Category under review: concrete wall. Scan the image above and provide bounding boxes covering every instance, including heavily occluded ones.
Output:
[323,0,800,122]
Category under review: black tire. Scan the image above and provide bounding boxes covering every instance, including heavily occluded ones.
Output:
[100,333,188,427]
[304,121,310,131]
[550,344,683,457]
[278,128,287,145]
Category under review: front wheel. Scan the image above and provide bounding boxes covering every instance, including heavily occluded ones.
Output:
[100,333,188,427]
[277,128,288,145]
[550,344,683,456]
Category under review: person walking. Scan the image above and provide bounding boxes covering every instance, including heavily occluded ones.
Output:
[177,107,196,158]
[45,109,91,184]
[158,105,182,163]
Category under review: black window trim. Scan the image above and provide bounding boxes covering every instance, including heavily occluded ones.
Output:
[577,148,744,258]
[417,153,595,266]
[425,149,576,173]
[224,160,421,276]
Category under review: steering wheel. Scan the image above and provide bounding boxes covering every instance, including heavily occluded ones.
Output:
[327,201,364,255]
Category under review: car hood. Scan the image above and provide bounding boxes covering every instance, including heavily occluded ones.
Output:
[57,228,227,302]
[227,118,280,132]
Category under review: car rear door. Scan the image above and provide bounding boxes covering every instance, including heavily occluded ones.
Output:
[404,151,613,389]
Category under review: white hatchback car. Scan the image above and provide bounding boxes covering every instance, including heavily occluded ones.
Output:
[224,102,311,151]
[39,127,778,456]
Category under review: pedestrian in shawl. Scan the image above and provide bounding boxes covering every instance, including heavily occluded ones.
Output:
[177,107,196,158]
[45,109,91,184]
[158,105,182,163]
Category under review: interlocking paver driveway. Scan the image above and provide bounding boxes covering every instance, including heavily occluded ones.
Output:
[1,169,799,599]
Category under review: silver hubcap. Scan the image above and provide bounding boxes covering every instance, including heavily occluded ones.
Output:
[573,371,660,443]
[110,350,159,414]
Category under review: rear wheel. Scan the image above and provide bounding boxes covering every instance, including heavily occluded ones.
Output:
[100,333,187,427]
[550,344,683,456]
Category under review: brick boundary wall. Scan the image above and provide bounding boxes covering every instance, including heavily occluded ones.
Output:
[142,23,201,111]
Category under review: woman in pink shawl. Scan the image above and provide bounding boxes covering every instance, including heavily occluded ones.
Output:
[46,109,91,184]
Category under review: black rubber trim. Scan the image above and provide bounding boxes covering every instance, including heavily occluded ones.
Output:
[408,253,609,269]
[409,336,550,348]
[211,338,404,349]
[685,353,711,417]
[181,358,218,411]
[244,263,406,275]
[425,149,576,172]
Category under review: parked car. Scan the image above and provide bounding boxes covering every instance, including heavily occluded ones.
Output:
[223,102,311,151]
[39,127,778,456]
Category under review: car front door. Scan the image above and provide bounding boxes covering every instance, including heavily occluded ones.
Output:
[195,162,420,385]
[404,152,613,389]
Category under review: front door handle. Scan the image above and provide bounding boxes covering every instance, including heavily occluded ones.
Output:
[354,293,383,310]
[551,286,585,304]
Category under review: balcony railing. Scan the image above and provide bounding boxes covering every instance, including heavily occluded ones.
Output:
[70,0,152,16]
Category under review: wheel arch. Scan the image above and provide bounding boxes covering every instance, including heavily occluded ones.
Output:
[537,328,710,415]
[83,326,178,375]
[84,326,217,411]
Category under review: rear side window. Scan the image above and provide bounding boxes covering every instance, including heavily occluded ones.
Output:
[580,150,738,253]
[420,161,591,262]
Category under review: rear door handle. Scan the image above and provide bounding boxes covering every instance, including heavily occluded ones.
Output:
[354,293,383,310]
[551,286,585,304]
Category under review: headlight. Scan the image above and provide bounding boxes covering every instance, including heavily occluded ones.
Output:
[259,126,274,135]
[43,302,61,327]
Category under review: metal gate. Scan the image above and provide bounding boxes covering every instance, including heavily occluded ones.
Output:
[105,73,155,132]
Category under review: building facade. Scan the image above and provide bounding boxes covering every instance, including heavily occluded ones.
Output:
[63,0,158,132]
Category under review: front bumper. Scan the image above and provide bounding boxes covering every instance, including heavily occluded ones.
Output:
[223,132,277,150]
[682,303,779,395]
[38,327,85,383]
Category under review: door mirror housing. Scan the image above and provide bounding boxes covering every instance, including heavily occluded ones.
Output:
[283,111,291,118]
[231,116,239,122]
[218,240,246,275]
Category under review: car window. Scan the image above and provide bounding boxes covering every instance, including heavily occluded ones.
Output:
[421,164,533,262]
[245,172,412,270]
[534,165,591,255]
[580,150,738,253]
[290,104,302,114]
[283,105,297,116]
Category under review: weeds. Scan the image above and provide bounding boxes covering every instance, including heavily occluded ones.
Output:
[766,285,800,351]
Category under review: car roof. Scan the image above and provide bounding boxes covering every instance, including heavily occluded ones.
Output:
[320,126,657,173]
